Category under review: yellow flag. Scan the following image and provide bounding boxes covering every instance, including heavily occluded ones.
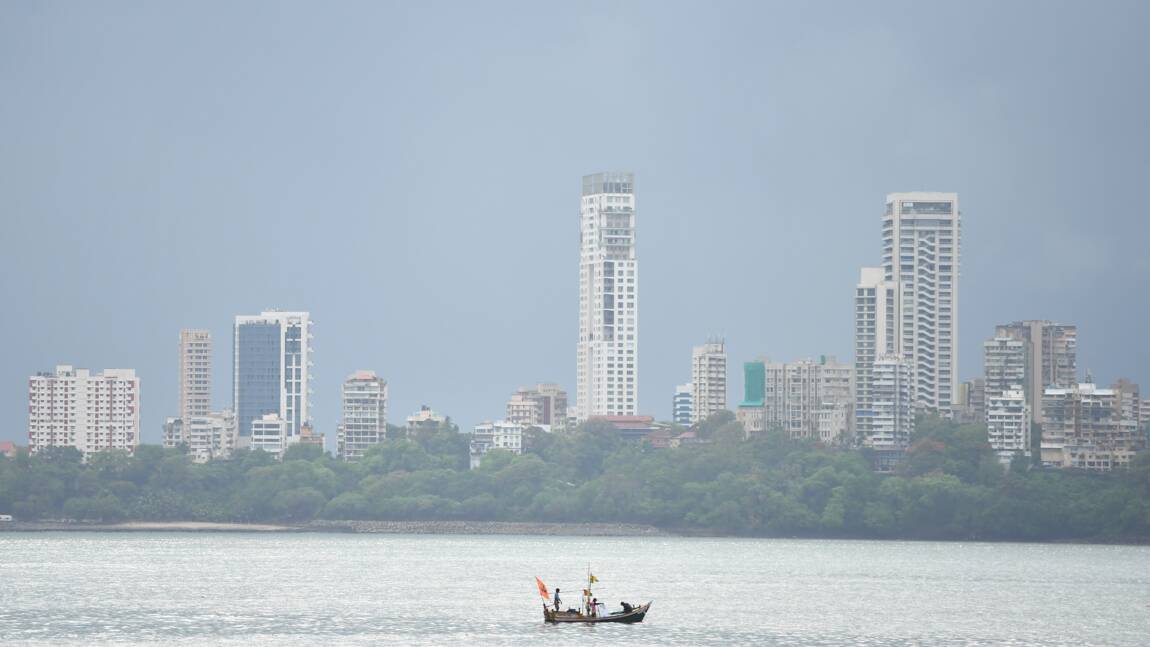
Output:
[589,574,599,583]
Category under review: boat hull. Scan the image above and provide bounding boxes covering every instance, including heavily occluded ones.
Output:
[544,602,651,624]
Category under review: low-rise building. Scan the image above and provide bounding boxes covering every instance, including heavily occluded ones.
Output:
[250,414,290,459]
[469,420,526,469]
[506,384,568,432]
[406,406,446,436]
[163,409,237,462]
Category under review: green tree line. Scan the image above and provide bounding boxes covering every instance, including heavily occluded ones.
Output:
[1,415,1148,541]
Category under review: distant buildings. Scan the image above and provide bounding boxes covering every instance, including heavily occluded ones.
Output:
[672,383,693,426]
[854,266,900,443]
[589,415,661,442]
[986,388,1031,462]
[167,329,237,462]
[406,405,446,435]
[691,340,727,423]
[736,356,853,444]
[28,365,140,457]
[505,384,568,432]
[179,329,212,421]
[992,321,1077,422]
[576,171,638,421]
[250,413,290,458]
[337,370,388,461]
[1042,381,1145,471]
[866,356,914,470]
[234,311,313,447]
[163,411,236,463]
[469,420,526,469]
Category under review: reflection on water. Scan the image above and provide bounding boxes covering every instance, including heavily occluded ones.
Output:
[1,533,1148,645]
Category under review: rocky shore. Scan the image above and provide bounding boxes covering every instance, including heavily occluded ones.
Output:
[0,520,670,537]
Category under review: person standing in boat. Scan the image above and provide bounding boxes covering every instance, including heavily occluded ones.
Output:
[553,587,562,612]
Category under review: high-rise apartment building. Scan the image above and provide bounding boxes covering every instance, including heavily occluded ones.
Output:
[506,384,568,432]
[868,355,914,470]
[576,172,638,420]
[882,192,961,415]
[854,267,899,440]
[179,329,212,421]
[691,340,727,423]
[984,336,1027,401]
[986,388,1031,462]
[337,370,388,461]
[28,365,140,456]
[673,383,693,427]
[1042,381,1145,471]
[993,321,1077,422]
[234,311,313,444]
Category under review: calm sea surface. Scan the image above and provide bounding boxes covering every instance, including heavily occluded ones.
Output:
[1,532,1148,645]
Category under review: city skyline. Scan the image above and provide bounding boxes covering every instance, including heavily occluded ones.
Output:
[3,2,1150,444]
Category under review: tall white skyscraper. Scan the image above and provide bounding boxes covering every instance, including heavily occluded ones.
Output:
[337,370,388,461]
[882,192,961,415]
[179,329,212,421]
[576,172,638,421]
[691,340,727,423]
[234,311,313,444]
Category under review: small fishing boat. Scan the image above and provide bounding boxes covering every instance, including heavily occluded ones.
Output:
[535,570,652,624]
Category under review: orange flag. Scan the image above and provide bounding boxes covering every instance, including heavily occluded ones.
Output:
[535,577,550,600]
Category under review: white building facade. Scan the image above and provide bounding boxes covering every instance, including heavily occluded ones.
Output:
[337,370,388,461]
[28,365,140,457]
[163,410,237,463]
[691,340,727,423]
[882,192,961,416]
[250,413,290,458]
[854,267,900,441]
[986,389,1031,463]
[576,172,638,420]
[868,356,914,470]
[469,420,526,469]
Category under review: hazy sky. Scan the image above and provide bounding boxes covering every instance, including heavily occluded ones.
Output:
[2,1,1148,445]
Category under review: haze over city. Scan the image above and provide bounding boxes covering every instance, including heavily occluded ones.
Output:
[2,0,1148,445]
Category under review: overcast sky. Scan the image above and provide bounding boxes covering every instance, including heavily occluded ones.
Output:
[2,0,1148,445]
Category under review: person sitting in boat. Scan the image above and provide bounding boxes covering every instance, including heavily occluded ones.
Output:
[620,601,633,613]
[553,587,561,612]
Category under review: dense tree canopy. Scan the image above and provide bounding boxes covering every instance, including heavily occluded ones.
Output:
[2,415,1148,542]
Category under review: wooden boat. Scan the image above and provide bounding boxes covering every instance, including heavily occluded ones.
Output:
[543,601,652,624]
[536,570,651,624]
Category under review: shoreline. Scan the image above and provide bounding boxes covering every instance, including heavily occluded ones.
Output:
[1,521,1147,545]
[0,520,671,537]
